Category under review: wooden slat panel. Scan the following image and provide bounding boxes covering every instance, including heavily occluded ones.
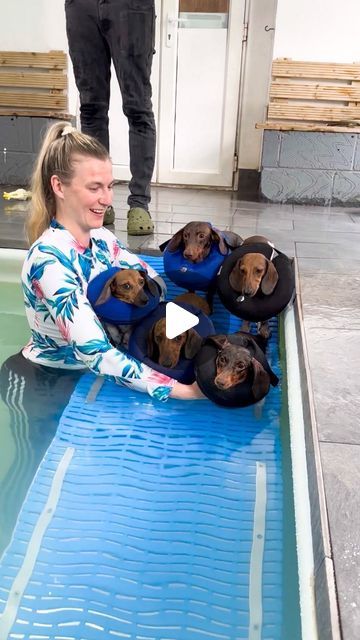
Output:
[268,103,360,122]
[272,59,360,81]
[0,92,67,110]
[256,121,360,133]
[270,81,360,102]
[0,71,66,89]
[0,108,72,119]
[0,51,67,70]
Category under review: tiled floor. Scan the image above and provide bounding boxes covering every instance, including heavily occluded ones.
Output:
[1,182,360,639]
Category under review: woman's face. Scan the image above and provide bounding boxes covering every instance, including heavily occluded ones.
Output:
[53,154,114,238]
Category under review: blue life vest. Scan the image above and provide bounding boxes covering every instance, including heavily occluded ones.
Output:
[128,301,215,383]
[87,267,160,325]
[163,242,230,291]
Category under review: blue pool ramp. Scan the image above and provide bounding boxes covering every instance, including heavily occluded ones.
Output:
[0,255,284,639]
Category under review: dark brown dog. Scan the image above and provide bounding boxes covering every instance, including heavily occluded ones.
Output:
[147,293,208,368]
[209,334,271,400]
[147,318,202,369]
[167,221,243,263]
[228,235,279,339]
[95,268,158,307]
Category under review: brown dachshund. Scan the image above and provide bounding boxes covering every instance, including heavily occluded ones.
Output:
[209,334,271,400]
[147,293,208,368]
[228,235,279,339]
[95,268,158,307]
[167,221,243,263]
[95,268,159,349]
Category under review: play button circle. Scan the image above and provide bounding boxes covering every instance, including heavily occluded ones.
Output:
[165,302,199,339]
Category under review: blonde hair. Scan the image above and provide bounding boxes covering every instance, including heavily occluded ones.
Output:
[27,121,109,245]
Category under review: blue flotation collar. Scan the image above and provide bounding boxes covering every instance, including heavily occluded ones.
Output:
[87,267,160,325]
[128,301,215,383]
[163,241,230,291]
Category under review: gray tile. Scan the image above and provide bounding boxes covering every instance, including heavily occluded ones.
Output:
[296,241,360,259]
[333,171,360,205]
[305,328,360,444]
[301,273,360,330]
[298,257,360,275]
[261,168,334,205]
[279,132,355,170]
[320,442,360,639]
[261,130,281,168]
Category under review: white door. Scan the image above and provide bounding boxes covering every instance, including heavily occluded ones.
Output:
[157,0,245,187]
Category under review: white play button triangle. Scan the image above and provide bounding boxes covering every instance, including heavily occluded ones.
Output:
[166,302,199,339]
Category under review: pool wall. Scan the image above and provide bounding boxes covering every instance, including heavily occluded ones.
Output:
[292,263,341,640]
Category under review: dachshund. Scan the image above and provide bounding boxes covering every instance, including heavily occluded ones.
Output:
[95,268,158,307]
[95,268,159,349]
[166,221,243,264]
[147,293,208,369]
[228,235,279,339]
[208,333,272,401]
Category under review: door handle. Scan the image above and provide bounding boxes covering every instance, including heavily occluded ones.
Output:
[166,15,183,48]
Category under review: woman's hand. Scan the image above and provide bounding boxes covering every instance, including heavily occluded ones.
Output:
[169,381,207,400]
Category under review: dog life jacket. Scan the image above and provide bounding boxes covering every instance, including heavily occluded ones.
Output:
[128,301,215,383]
[87,267,160,325]
[162,236,230,291]
[194,332,279,407]
[216,242,295,322]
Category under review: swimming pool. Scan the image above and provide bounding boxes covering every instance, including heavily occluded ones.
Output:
[0,249,306,639]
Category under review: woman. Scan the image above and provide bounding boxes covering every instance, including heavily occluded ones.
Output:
[20,121,204,402]
[0,122,204,552]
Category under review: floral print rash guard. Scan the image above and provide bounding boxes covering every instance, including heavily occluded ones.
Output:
[21,220,176,401]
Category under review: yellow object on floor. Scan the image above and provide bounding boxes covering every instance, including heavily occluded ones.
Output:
[3,189,32,201]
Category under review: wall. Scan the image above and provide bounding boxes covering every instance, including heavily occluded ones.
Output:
[0,1,77,115]
[273,0,360,62]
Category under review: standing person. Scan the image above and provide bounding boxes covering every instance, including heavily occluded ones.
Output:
[65,0,155,235]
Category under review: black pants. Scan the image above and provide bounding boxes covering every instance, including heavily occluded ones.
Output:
[0,353,82,555]
[65,0,156,210]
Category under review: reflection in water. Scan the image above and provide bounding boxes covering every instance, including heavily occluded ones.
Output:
[0,353,82,556]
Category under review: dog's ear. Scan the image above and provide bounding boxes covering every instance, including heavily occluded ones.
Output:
[146,323,157,360]
[211,228,228,255]
[261,260,279,295]
[95,274,117,305]
[141,271,158,297]
[184,329,203,359]
[251,358,270,401]
[207,334,229,350]
[167,228,184,252]
[228,260,243,292]
[222,230,244,250]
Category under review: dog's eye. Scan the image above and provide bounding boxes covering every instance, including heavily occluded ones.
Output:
[255,268,263,275]
[122,283,131,290]
[138,278,145,286]
[198,233,205,239]
[174,335,182,342]
[217,354,227,365]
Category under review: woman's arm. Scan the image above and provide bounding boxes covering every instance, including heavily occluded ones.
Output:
[26,246,174,400]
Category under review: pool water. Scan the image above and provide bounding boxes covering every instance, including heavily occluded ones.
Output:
[0,250,302,640]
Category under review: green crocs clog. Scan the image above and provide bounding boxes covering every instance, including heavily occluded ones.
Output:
[103,205,115,226]
[127,207,154,235]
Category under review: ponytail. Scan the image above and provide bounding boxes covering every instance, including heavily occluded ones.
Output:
[26,122,108,245]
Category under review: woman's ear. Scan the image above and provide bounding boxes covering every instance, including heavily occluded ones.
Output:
[50,174,64,199]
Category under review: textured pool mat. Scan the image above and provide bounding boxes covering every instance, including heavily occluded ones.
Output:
[0,256,283,640]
